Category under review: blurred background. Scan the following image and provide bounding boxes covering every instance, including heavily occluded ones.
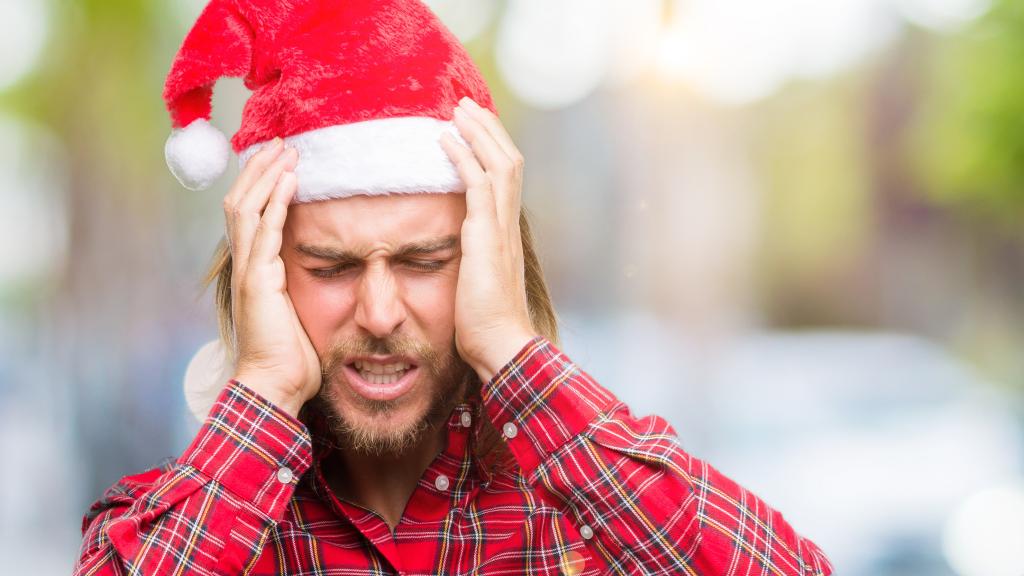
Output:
[1,0,1022,574]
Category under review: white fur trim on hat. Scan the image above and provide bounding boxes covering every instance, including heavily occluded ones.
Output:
[165,118,231,191]
[238,116,468,202]
[183,339,235,422]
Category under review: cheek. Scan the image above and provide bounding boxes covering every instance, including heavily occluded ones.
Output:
[403,273,458,338]
[285,270,356,353]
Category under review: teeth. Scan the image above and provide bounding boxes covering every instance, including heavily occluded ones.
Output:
[353,361,411,374]
[352,360,412,385]
[358,369,407,385]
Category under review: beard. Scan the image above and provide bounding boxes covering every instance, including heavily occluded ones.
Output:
[303,332,474,457]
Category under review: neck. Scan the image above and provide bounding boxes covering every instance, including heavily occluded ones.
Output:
[325,420,448,532]
[313,375,476,532]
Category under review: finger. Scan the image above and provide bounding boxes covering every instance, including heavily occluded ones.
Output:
[457,98,524,172]
[231,148,299,269]
[224,138,285,263]
[452,106,518,183]
[440,131,497,222]
[454,101,523,227]
[452,107,517,225]
[223,138,284,212]
[250,171,298,266]
[513,208,526,281]
[237,147,298,217]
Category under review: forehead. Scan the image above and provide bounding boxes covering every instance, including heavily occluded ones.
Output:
[283,192,466,251]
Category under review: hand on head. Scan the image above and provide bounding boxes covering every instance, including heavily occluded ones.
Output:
[225,138,322,417]
[441,97,538,383]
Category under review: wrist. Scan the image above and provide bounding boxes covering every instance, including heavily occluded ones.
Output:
[470,330,538,384]
[231,373,305,418]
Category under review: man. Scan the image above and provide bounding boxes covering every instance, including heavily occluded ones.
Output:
[75,1,833,574]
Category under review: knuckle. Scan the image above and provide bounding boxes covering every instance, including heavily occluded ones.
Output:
[256,213,279,234]
[243,150,277,176]
[235,278,250,298]
[253,147,278,165]
[242,158,266,177]
[495,160,515,178]
[241,266,266,287]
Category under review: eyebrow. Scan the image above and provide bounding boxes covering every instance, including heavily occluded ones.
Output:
[293,234,460,262]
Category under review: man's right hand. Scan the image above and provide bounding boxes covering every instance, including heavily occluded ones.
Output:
[223,138,321,418]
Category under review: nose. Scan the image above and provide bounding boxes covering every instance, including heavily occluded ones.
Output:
[353,262,407,339]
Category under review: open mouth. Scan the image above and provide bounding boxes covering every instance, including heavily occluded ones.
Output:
[342,360,420,401]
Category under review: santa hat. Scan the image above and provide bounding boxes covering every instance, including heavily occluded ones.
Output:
[171,0,496,420]
[163,0,495,197]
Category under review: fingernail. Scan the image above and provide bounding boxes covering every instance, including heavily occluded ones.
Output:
[453,106,467,120]
[459,96,480,110]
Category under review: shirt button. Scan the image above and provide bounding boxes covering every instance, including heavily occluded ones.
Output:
[276,467,294,484]
[460,411,473,427]
[434,474,450,491]
[502,421,518,439]
[579,524,594,540]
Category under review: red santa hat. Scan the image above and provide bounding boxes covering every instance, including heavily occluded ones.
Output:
[163,0,496,198]
[172,0,496,420]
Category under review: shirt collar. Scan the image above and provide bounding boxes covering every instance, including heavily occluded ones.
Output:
[304,396,491,500]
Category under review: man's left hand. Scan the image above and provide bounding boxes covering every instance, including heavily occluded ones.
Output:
[440,96,538,383]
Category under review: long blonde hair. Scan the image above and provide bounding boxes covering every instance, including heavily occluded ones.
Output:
[202,206,560,475]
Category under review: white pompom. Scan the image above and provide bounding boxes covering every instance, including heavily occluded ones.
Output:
[165,118,230,190]
[183,339,235,422]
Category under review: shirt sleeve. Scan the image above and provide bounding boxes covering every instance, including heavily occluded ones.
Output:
[73,380,312,576]
[480,336,834,576]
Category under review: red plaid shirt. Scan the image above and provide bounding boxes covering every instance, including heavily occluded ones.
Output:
[75,336,832,575]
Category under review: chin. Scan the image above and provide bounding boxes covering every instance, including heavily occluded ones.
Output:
[325,376,435,455]
[309,343,470,456]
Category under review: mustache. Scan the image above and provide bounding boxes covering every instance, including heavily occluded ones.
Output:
[319,333,448,381]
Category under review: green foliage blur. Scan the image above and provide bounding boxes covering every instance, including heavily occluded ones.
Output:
[911,0,1024,233]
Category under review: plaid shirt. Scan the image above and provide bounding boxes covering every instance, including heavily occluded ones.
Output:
[75,336,832,575]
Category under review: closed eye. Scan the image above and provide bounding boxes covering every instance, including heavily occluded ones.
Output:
[404,259,447,271]
[309,263,357,278]
[309,259,449,278]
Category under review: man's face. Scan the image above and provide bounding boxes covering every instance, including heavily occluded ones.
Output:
[281,192,472,456]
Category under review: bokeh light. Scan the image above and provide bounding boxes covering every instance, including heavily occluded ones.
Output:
[0,0,48,90]
[0,116,68,286]
[496,0,613,109]
[896,0,992,32]
[656,0,898,105]
[424,0,500,42]
[943,483,1024,576]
